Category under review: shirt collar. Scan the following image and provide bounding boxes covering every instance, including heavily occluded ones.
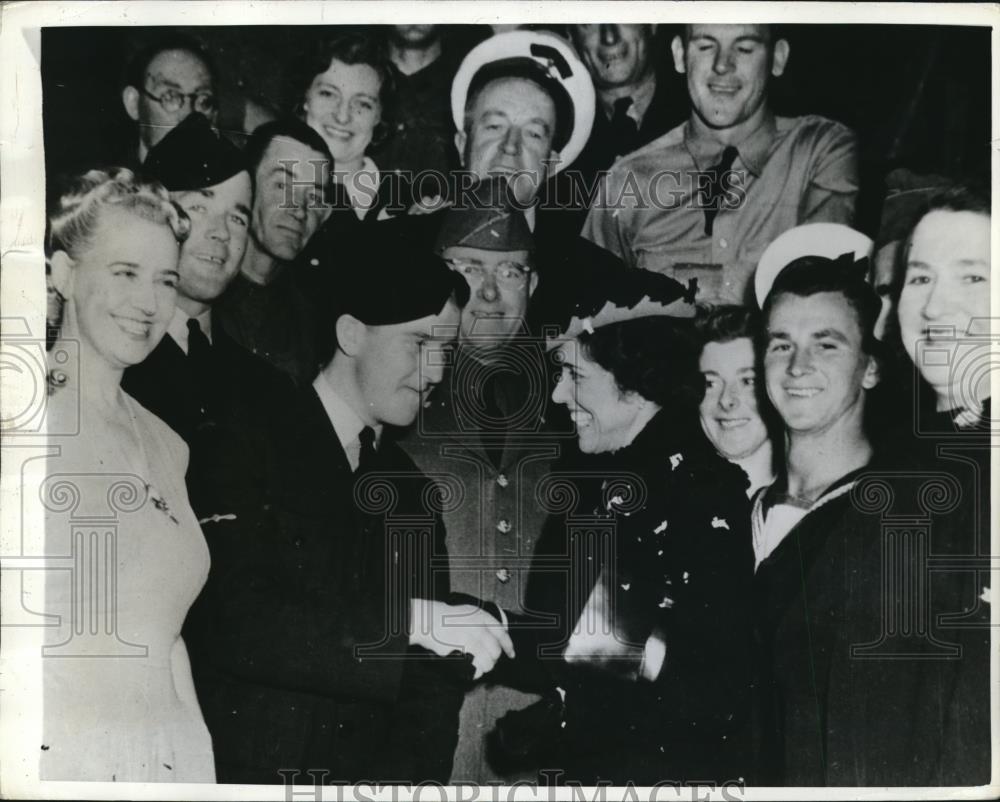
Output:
[599,72,657,127]
[166,307,212,355]
[313,371,381,457]
[343,156,380,219]
[683,111,777,177]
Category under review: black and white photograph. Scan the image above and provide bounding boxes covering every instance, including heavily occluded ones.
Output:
[0,1,996,799]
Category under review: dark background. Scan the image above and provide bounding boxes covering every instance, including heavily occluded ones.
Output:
[41,23,991,235]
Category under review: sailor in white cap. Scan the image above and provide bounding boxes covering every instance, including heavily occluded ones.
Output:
[753,222,873,308]
[451,30,595,226]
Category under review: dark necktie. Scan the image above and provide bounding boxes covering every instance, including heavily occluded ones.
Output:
[187,317,213,382]
[610,96,640,160]
[357,426,377,475]
[702,145,739,237]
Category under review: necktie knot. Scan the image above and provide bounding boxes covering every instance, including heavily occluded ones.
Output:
[611,96,634,120]
[718,145,739,171]
[187,318,210,350]
[609,96,640,160]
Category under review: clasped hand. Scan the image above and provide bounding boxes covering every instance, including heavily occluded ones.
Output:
[409,599,514,680]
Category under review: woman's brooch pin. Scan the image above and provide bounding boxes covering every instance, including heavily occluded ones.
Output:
[46,369,69,396]
[148,485,179,525]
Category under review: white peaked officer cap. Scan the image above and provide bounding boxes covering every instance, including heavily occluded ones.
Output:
[451,30,596,175]
[754,223,874,307]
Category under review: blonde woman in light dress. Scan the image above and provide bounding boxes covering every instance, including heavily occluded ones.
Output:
[42,168,215,782]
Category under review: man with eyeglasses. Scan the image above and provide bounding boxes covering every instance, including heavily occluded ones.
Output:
[121,34,218,164]
[398,177,570,783]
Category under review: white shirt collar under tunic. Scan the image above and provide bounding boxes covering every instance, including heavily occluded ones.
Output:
[166,307,213,355]
[341,156,380,220]
[313,371,382,471]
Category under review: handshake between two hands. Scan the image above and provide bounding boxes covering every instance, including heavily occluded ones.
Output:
[408,599,515,680]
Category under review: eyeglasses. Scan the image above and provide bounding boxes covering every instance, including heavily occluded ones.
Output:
[140,86,217,115]
[444,257,533,290]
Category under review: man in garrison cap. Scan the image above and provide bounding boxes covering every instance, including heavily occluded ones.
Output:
[121,112,296,778]
[397,177,574,783]
[198,222,515,784]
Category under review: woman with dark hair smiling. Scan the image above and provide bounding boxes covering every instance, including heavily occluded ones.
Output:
[491,268,754,785]
[295,31,411,221]
[894,184,991,431]
[881,184,992,785]
[695,305,776,497]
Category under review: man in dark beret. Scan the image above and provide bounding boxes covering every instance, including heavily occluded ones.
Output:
[198,222,514,784]
[121,112,296,779]
[397,177,572,782]
[123,110,292,510]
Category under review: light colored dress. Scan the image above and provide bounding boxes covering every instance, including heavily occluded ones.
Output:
[41,380,215,782]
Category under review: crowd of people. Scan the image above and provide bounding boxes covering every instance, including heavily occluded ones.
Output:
[39,23,992,787]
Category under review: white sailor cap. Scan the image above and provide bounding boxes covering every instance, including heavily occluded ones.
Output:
[451,31,596,174]
[754,223,874,307]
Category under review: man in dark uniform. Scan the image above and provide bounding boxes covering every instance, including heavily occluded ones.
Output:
[198,226,515,783]
[567,24,683,202]
[122,111,292,528]
[214,118,334,385]
[397,177,571,782]
[120,113,295,767]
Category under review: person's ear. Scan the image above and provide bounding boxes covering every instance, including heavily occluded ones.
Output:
[335,313,365,357]
[122,86,141,122]
[49,250,75,299]
[454,131,467,168]
[862,355,881,390]
[528,270,539,299]
[671,35,686,74]
[771,39,790,77]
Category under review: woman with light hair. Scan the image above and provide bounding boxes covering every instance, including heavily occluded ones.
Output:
[42,168,216,782]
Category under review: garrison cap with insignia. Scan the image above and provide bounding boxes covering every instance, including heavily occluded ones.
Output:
[435,176,533,254]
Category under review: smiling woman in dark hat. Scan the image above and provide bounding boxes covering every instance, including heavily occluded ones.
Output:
[489,263,754,785]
